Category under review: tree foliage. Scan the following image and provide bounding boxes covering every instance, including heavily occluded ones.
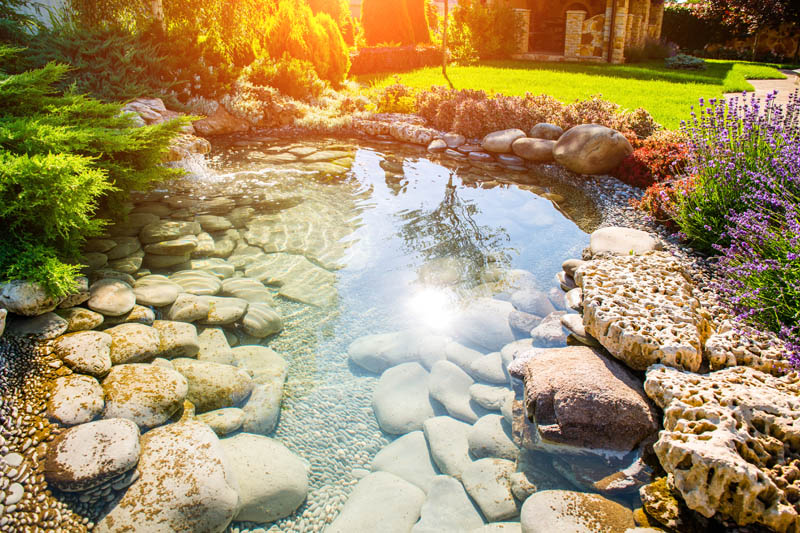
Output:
[701,0,800,32]
[406,0,430,43]
[0,46,185,296]
[361,0,415,46]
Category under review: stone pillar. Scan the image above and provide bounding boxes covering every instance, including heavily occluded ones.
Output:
[565,10,587,58]
[641,0,651,44]
[602,0,614,60]
[514,8,532,54]
[610,0,629,63]
[648,1,664,40]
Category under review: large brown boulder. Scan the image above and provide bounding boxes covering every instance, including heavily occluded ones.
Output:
[519,346,658,452]
[553,124,633,175]
[193,106,250,137]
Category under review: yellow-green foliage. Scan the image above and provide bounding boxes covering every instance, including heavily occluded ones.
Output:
[361,0,415,46]
[308,0,356,45]
[0,48,185,296]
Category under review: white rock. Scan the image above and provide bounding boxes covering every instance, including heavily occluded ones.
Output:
[102,363,188,430]
[94,421,238,533]
[240,302,282,338]
[423,416,473,480]
[326,472,425,533]
[52,331,112,377]
[454,298,515,352]
[197,408,245,436]
[200,296,248,325]
[197,327,235,364]
[88,279,136,317]
[372,362,435,434]
[462,458,518,522]
[412,475,485,533]
[429,360,483,423]
[47,374,104,426]
[530,311,567,347]
[371,431,438,493]
[468,414,519,461]
[589,227,659,257]
[171,358,254,413]
[470,384,513,411]
[520,490,635,533]
[220,433,308,523]
[470,352,508,384]
[232,346,288,434]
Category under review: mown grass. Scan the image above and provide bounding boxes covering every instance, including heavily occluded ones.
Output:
[358,60,788,129]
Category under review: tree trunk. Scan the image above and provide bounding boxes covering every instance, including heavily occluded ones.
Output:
[442,0,453,88]
[150,0,166,32]
[751,27,761,62]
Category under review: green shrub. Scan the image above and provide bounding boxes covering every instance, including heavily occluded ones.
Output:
[662,3,732,53]
[451,0,522,60]
[241,53,328,101]
[664,53,706,70]
[361,0,415,46]
[371,80,418,113]
[626,38,676,63]
[406,0,430,43]
[0,47,185,297]
[308,0,356,45]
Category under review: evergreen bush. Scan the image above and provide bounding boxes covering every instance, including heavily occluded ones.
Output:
[361,0,415,46]
[406,0,430,44]
[0,47,185,297]
[451,0,522,60]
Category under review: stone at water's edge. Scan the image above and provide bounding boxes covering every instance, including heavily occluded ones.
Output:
[231,345,288,434]
[514,346,658,453]
[371,431,439,494]
[88,279,136,317]
[453,298,515,352]
[94,421,239,533]
[481,129,527,154]
[553,124,633,175]
[52,331,112,377]
[428,360,484,424]
[461,458,518,522]
[372,362,436,434]
[644,365,800,533]
[576,252,709,372]
[4,312,68,340]
[193,105,250,137]
[153,320,200,359]
[0,308,5,337]
[423,416,473,481]
[589,226,660,257]
[102,363,188,430]
[197,407,245,436]
[468,414,518,461]
[171,358,254,413]
[220,433,308,523]
[520,490,635,533]
[46,374,104,426]
[0,280,58,316]
[511,138,555,162]
[106,323,161,364]
[44,418,140,492]
[412,475,485,533]
[529,123,564,141]
[325,472,426,533]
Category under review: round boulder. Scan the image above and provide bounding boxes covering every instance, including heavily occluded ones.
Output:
[529,123,564,140]
[52,331,113,378]
[106,323,161,364]
[0,280,58,316]
[88,279,136,317]
[482,129,527,154]
[47,374,105,426]
[102,363,188,430]
[553,124,633,175]
[44,418,140,492]
[511,138,556,162]
[220,433,309,523]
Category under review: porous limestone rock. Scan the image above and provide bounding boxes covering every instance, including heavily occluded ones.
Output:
[644,365,800,532]
[518,346,658,453]
[705,320,791,376]
[576,252,710,372]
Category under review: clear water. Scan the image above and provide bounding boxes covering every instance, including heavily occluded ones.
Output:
[135,137,602,531]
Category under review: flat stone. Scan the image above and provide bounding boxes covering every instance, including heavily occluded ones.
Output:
[56,307,104,332]
[373,363,435,434]
[241,302,282,338]
[0,280,57,316]
[190,258,236,279]
[520,490,635,533]
[132,275,183,307]
[47,374,104,426]
[5,312,67,340]
[44,418,140,492]
[423,416,473,480]
[412,475,485,533]
[565,288,583,311]
[371,431,439,493]
[169,270,222,295]
[105,236,142,260]
[509,310,542,335]
[220,277,275,305]
[196,408,245,436]
[94,421,238,533]
[348,330,433,374]
[153,320,200,358]
[429,360,482,424]
[197,328,234,364]
[454,298,515,352]
[102,363,188,430]
[220,433,309,523]
[101,304,155,327]
[58,276,90,308]
[556,271,577,291]
[106,252,143,275]
[143,253,191,269]
[561,313,600,347]
[562,258,586,277]
[200,296,248,325]
[471,524,522,533]
[462,458,518,522]
[510,288,556,316]
[482,129,526,153]
[498,154,525,166]
[428,139,447,152]
[142,235,198,256]
[231,346,288,434]
[84,238,117,253]
[468,414,519,461]
[106,323,161,364]
[108,213,160,238]
[470,384,513,411]
[52,331,112,377]
[443,133,466,148]
[589,227,660,257]
[195,215,232,233]
[139,220,201,244]
[171,358,254,413]
[470,352,508,384]
[511,138,556,162]
[88,279,136,317]
[326,472,425,533]
[165,293,211,323]
[530,311,567,347]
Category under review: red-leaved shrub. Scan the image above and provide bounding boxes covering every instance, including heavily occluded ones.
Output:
[613,136,689,188]
[634,176,696,228]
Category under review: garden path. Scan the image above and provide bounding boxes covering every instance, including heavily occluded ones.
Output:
[725,69,800,106]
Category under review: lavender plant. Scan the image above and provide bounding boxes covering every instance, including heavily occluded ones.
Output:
[676,89,800,366]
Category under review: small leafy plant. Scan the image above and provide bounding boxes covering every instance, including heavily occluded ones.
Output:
[664,54,706,70]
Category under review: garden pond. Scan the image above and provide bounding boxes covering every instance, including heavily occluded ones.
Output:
[118,137,632,531]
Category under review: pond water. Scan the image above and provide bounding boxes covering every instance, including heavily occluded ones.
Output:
[129,137,608,531]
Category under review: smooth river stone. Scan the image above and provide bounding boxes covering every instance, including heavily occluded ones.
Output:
[468,414,519,461]
[5,312,68,340]
[470,352,508,385]
[243,252,337,307]
[326,472,425,533]
[220,433,309,523]
[423,416,473,481]
[348,330,427,374]
[88,279,136,317]
[454,298,515,352]
[56,307,104,332]
[199,296,248,325]
[138,220,201,244]
[94,421,238,533]
[371,431,438,493]
[444,341,484,376]
[197,327,235,364]
[220,277,275,305]
[165,293,211,323]
[462,458,519,522]
[589,226,659,257]
[372,363,436,435]
[52,331,112,378]
[231,346,288,434]
[190,258,236,279]
[520,490,635,533]
[102,364,188,430]
[240,302,282,338]
[412,475,485,533]
[153,320,200,358]
[46,374,104,426]
[133,275,184,307]
[105,236,142,260]
[195,215,232,232]
[45,418,140,492]
[106,323,161,364]
[169,270,222,295]
[470,384,513,411]
[143,235,198,256]
[101,305,155,327]
[429,360,483,424]
[196,408,245,436]
[171,358,254,413]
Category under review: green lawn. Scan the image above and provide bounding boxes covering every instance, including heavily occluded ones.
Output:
[358,60,788,129]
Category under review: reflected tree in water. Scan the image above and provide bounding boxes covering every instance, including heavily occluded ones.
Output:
[397,170,512,286]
